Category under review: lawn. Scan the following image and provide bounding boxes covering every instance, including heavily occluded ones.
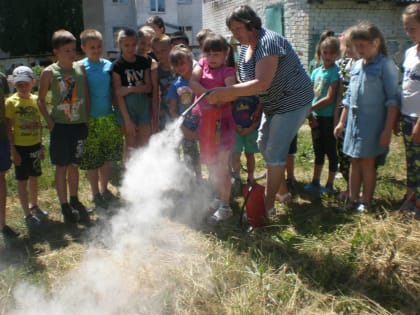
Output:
[0,124,419,315]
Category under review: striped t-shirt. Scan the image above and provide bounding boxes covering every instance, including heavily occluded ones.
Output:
[238,28,313,116]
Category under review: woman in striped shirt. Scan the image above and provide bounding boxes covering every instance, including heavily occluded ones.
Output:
[206,5,313,218]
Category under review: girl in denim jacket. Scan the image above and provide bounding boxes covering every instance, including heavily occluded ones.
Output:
[334,22,399,212]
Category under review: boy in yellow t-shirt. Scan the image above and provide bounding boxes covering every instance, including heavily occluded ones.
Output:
[5,66,48,226]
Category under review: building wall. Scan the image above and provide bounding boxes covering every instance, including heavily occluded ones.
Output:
[177,0,203,45]
[135,0,179,33]
[202,0,311,67]
[202,0,409,69]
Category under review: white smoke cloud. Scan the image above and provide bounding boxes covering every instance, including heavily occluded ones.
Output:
[7,122,214,315]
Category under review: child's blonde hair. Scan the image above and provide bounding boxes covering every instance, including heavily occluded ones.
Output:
[137,25,155,40]
[403,3,420,23]
[80,29,102,45]
[350,22,387,56]
[52,29,76,49]
[169,44,193,66]
[151,34,171,47]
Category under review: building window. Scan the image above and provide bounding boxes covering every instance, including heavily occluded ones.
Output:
[113,26,125,48]
[112,0,128,4]
[150,0,165,12]
[178,26,192,44]
[177,0,192,3]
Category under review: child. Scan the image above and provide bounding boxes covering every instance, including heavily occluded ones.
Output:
[168,44,201,178]
[137,26,159,133]
[112,28,152,161]
[400,4,420,220]
[304,36,340,194]
[152,34,177,130]
[79,29,123,209]
[231,95,262,191]
[170,31,190,47]
[189,34,236,223]
[334,22,399,212]
[0,71,20,237]
[145,15,166,36]
[335,28,359,200]
[38,29,91,224]
[6,66,48,226]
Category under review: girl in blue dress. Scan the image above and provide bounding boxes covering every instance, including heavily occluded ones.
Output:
[334,22,399,212]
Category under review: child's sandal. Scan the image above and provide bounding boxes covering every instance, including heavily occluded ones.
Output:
[275,192,292,204]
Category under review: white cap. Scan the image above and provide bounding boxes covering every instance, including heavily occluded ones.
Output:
[12,66,34,83]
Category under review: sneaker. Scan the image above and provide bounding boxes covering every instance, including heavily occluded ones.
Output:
[266,207,276,219]
[93,193,106,209]
[101,189,119,204]
[70,200,91,224]
[2,225,20,238]
[207,205,233,224]
[24,214,41,226]
[208,198,221,212]
[304,182,321,192]
[30,205,48,217]
[62,204,80,223]
[356,203,370,213]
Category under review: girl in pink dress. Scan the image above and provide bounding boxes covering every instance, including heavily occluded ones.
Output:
[189,34,236,223]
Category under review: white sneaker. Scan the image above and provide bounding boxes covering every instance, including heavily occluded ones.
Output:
[207,205,233,224]
[208,198,221,211]
[266,207,276,219]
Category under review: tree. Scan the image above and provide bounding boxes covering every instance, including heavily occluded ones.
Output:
[0,0,83,56]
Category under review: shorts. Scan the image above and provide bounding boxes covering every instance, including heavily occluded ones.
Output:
[80,114,123,170]
[116,93,151,126]
[0,140,12,172]
[233,129,259,154]
[288,134,298,155]
[50,123,88,166]
[258,104,310,166]
[14,143,42,180]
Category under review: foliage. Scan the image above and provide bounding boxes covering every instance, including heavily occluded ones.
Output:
[0,0,83,56]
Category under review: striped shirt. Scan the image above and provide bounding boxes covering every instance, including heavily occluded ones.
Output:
[238,28,313,116]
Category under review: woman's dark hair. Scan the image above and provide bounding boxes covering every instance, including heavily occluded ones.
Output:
[226,5,262,31]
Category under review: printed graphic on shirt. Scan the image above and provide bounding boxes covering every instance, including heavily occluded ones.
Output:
[15,106,41,138]
[313,76,326,99]
[177,86,193,106]
[57,75,82,121]
[125,69,144,86]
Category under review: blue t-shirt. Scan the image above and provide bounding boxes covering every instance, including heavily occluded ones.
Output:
[80,58,113,118]
[167,76,194,115]
[311,63,340,117]
[231,96,259,128]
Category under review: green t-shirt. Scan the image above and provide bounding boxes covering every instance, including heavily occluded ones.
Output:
[0,72,10,142]
[49,62,87,124]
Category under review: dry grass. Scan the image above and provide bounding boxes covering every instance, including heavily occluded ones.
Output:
[0,128,419,314]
